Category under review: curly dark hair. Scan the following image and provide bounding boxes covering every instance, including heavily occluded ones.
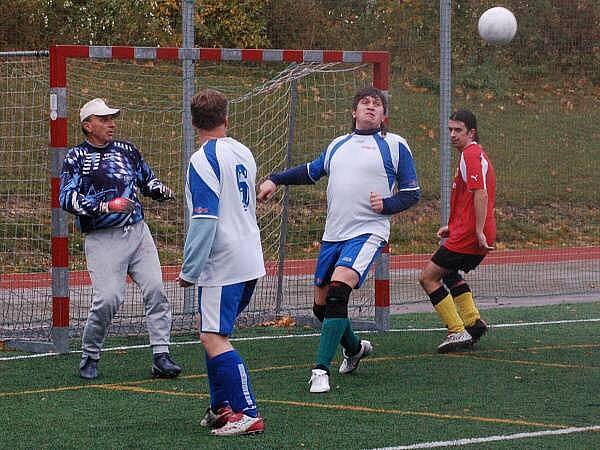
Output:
[351,86,388,133]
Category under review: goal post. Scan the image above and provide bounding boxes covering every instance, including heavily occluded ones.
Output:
[48,45,391,353]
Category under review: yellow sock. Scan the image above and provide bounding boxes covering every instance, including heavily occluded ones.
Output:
[434,294,464,333]
[453,291,480,327]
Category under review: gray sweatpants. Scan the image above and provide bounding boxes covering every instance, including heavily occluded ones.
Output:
[82,220,172,359]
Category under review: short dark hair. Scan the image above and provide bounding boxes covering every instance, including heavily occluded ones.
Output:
[191,89,228,130]
[81,118,90,136]
[449,109,478,141]
[351,86,388,133]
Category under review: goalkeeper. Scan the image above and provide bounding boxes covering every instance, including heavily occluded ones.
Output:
[258,87,420,393]
[59,98,181,380]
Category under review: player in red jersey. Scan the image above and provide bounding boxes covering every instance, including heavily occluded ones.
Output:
[419,109,495,352]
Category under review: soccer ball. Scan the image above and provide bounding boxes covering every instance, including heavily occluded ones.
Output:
[478,7,517,45]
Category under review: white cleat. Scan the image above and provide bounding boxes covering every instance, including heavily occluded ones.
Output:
[437,330,473,353]
[309,368,330,393]
[339,339,373,374]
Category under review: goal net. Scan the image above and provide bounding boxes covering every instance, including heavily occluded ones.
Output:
[0,56,50,346]
[0,46,388,351]
[1,47,598,352]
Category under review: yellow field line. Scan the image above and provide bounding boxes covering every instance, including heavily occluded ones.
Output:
[98,384,210,399]
[480,343,600,354]
[1,342,597,400]
[93,383,568,430]
[0,385,94,397]
[447,353,597,369]
[260,399,568,429]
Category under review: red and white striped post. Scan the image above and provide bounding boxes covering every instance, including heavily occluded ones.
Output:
[374,244,390,331]
[49,45,72,353]
[371,52,390,331]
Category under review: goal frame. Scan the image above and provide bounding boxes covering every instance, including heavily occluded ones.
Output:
[49,44,391,353]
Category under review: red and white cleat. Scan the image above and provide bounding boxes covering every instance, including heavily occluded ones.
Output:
[210,412,265,436]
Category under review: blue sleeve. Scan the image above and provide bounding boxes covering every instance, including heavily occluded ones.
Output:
[269,164,313,185]
[189,162,219,217]
[179,218,218,283]
[381,142,420,215]
[133,145,156,189]
[396,142,419,191]
[59,148,102,216]
[132,145,170,201]
[269,149,328,185]
[307,150,327,182]
[381,190,420,215]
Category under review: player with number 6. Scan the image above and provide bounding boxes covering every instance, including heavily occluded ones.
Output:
[177,90,266,436]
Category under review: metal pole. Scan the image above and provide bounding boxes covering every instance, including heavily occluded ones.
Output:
[0,50,49,57]
[439,0,452,226]
[182,0,196,314]
[274,78,298,317]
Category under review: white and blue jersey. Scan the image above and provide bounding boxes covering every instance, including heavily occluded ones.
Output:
[185,137,265,286]
[307,131,419,242]
[59,140,170,233]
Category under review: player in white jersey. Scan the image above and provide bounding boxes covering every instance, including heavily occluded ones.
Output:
[258,87,420,393]
[177,90,265,436]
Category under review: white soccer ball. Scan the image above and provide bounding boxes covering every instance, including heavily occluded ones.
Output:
[478,7,517,45]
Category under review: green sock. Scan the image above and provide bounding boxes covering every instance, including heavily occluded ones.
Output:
[341,320,361,355]
[315,318,348,370]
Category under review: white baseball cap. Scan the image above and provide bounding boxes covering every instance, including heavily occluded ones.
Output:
[79,98,120,122]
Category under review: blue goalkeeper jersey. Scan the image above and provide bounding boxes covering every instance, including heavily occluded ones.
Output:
[59,139,168,233]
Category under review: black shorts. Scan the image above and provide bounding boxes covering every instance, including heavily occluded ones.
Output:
[431,246,485,273]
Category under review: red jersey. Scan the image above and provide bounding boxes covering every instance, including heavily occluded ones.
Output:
[444,142,496,255]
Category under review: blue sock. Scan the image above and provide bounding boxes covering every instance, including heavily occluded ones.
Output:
[206,352,228,411]
[213,350,258,418]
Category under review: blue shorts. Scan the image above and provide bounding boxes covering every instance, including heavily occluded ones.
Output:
[314,234,385,289]
[198,279,257,336]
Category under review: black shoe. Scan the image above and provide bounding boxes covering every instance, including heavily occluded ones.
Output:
[79,355,99,380]
[466,319,489,343]
[151,352,182,378]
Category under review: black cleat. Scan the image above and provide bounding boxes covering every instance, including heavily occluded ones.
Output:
[466,319,489,343]
[79,355,99,380]
[151,352,182,378]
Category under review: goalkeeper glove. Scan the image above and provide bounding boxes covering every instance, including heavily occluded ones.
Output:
[150,184,175,202]
[99,197,135,214]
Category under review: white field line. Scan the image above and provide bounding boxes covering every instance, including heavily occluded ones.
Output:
[1,317,599,362]
[367,424,600,449]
